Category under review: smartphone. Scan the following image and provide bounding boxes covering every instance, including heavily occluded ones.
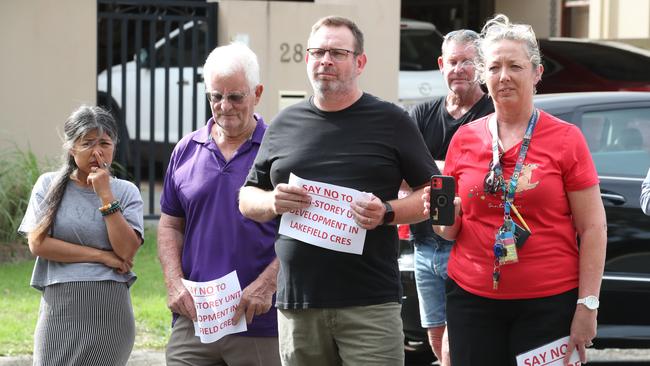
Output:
[430,175,456,226]
[513,222,530,248]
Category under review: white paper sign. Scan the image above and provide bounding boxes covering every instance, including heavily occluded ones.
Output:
[279,173,368,255]
[182,271,247,344]
[516,336,581,366]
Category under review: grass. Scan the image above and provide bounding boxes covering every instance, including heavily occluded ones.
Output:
[0,225,171,356]
[0,145,48,244]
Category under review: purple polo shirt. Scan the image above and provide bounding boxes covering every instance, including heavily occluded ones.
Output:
[160,115,279,337]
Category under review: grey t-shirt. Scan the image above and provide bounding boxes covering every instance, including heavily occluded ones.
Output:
[19,172,144,291]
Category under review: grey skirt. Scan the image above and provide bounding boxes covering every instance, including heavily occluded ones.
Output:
[33,280,135,366]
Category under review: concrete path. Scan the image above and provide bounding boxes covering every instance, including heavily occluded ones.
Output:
[2,348,650,365]
[0,350,165,366]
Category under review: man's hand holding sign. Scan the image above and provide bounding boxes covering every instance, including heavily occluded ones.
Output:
[350,194,386,230]
[279,174,370,255]
[182,271,248,344]
[232,258,280,325]
[167,276,198,321]
[270,184,312,216]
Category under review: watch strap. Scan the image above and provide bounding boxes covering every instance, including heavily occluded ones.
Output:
[382,201,394,225]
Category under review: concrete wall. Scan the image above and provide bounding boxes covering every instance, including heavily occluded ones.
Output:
[0,0,398,161]
[494,0,557,38]
[215,0,400,122]
[0,0,96,162]
[492,0,650,48]
[589,0,650,48]
[568,5,590,38]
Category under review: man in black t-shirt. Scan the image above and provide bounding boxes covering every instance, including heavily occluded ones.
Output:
[409,29,494,366]
[239,16,438,366]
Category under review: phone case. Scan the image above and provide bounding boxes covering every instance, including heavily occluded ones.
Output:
[430,175,456,226]
[513,222,530,248]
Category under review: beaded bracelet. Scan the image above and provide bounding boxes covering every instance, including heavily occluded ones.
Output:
[99,200,116,212]
[99,200,122,216]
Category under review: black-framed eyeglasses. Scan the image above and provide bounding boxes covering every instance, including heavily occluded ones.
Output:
[307,48,357,61]
[205,91,249,105]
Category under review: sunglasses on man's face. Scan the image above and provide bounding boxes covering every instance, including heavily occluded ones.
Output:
[205,91,249,105]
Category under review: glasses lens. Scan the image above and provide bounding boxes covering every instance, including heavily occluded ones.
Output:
[207,92,247,104]
[461,60,475,68]
[227,93,246,104]
[330,49,348,61]
[308,48,354,61]
[308,48,326,59]
[206,92,224,103]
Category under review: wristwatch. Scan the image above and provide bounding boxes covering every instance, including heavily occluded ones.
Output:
[382,202,395,225]
[577,295,600,310]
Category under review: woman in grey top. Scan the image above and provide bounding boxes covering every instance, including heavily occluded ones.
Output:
[20,105,144,365]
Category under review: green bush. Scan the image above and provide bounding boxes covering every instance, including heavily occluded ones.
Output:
[0,146,49,245]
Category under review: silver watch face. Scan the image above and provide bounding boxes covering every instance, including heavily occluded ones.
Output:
[584,296,599,309]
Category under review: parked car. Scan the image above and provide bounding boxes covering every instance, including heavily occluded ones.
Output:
[398,31,650,109]
[400,91,650,355]
[538,38,650,94]
[398,18,445,110]
[97,20,209,169]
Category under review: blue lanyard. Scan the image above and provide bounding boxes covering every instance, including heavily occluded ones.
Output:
[488,109,539,223]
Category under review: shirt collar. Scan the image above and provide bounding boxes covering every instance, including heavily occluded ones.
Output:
[193,113,265,145]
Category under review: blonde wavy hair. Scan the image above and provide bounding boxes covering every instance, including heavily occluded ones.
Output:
[475,14,542,84]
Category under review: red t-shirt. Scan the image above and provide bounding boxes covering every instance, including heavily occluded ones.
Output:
[444,110,599,299]
[398,224,410,240]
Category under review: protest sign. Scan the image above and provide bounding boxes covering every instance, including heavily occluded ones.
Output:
[182,271,247,343]
[279,173,367,255]
[516,336,581,366]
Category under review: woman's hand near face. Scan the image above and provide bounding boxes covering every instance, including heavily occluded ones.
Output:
[94,149,142,263]
[87,151,114,203]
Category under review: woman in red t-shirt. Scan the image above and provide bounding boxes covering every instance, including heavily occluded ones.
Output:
[423,14,607,366]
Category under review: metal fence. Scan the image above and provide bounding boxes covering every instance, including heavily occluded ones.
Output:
[97,0,218,219]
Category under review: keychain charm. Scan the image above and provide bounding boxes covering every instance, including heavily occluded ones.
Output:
[492,260,501,290]
[492,222,519,290]
[494,223,519,265]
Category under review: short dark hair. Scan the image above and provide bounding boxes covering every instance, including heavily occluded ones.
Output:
[309,16,364,54]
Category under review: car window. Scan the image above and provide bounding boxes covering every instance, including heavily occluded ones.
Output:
[540,40,650,82]
[400,28,442,71]
[581,108,650,177]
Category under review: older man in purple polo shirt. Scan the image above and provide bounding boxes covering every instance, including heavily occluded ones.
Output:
[158,43,280,366]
